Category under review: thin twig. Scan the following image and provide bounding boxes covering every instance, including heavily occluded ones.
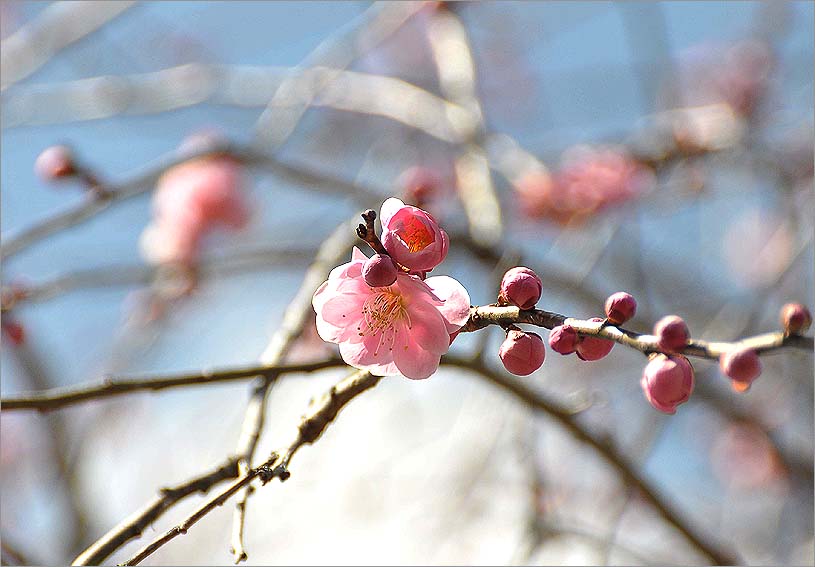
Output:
[1,358,344,412]
[458,304,814,359]
[229,218,360,563]
[120,368,383,566]
[441,355,740,566]
[251,1,428,149]
[0,143,379,262]
[1,244,317,310]
[72,458,241,566]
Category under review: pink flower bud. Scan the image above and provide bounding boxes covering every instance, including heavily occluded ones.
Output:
[604,292,637,325]
[548,324,579,355]
[575,317,614,361]
[362,254,398,287]
[499,330,545,376]
[780,303,811,335]
[35,145,75,181]
[379,198,449,273]
[499,267,542,310]
[398,166,440,206]
[654,315,690,352]
[2,320,25,346]
[719,347,762,389]
[641,354,695,414]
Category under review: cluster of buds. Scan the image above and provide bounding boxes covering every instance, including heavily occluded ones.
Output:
[496,267,546,376]
[514,146,654,225]
[139,132,249,270]
[548,293,633,363]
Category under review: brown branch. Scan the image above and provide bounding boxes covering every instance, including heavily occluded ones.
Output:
[72,458,240,566]
[1,358,344,412]
[229,218,360,563]
[440,355,740,566]
[1,244,317,310]
[120,368,382,566]
[0,143,379,262]
[459,304,814,359]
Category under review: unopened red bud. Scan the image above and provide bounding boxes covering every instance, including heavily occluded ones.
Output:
[2,320,25,346]
[641,354,695,414]
[499,267,542,310]
[35,146,76,181]
[604,292,637,325]
[719,347,762,390]
[654,315,690,352]
[362,254,398,288]
[549,324,579,355]
[575,317,614,361]
[499,330,545,376]
[780,303,811,335]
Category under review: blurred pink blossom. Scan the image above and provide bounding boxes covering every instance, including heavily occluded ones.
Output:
[140,134,248,267]
[515,146,653,225]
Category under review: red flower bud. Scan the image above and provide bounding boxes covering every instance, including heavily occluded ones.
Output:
[499,267,542,310]
[35,145,76,181]
[719,347,762,390]
[604,292,637,325]
[654,315,690,352]
[575,317,614,361]
[362,254,399,288]
[780,303,811,335]
[499,330,545,376]
[548,324,579,355]
[641,354,695,414]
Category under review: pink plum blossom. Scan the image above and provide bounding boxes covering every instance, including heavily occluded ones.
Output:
[641,354,695,414]
[141,135,248,266]
[380,197,449,273]
[514,147,653,225]
[312,247,470,380]
[398,166,440,207]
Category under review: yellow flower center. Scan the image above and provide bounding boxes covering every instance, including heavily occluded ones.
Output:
[399,216,434,253]
[358,288,411,356]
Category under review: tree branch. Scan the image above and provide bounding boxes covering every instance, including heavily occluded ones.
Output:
[119,368,382,566]
[459,304,814,359]
[440,354,740,566]
[0,143,379,262]
[1,358,344,412]
[229,217,360,563]
[72,458,240,566]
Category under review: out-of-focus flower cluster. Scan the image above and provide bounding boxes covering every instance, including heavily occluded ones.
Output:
[513,145,655,225]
